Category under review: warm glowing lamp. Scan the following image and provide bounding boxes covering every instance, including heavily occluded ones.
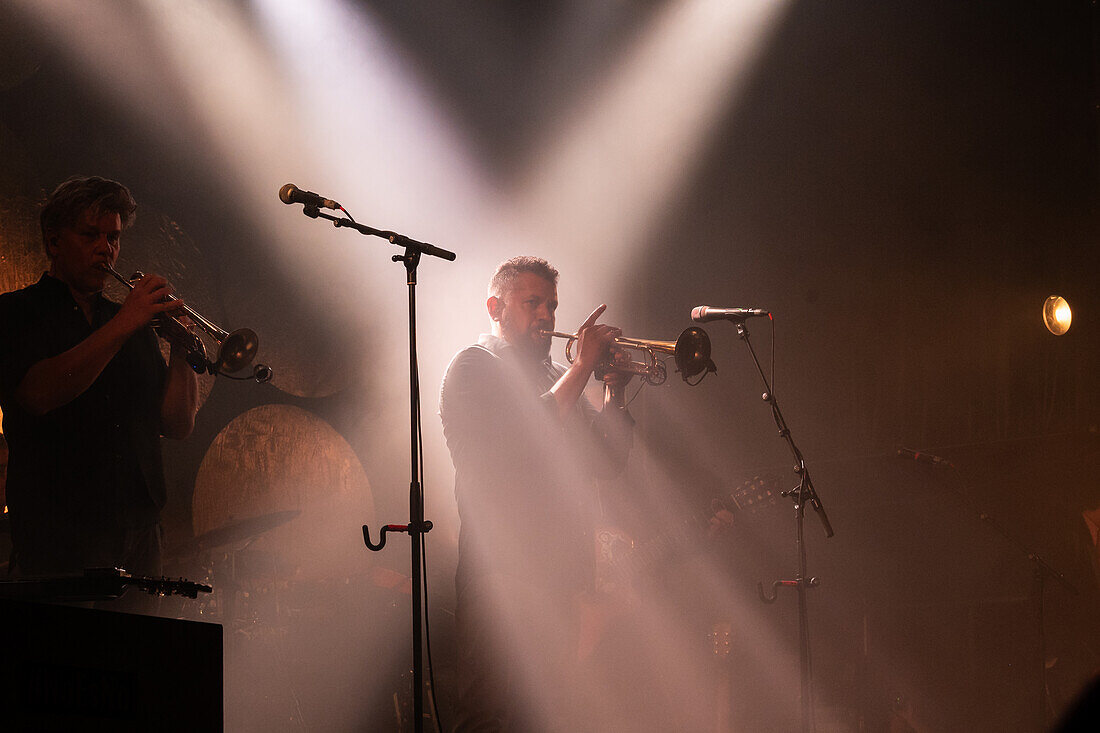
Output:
[1042,295,1072,335]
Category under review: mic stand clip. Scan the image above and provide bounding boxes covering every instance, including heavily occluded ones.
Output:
[363,521,434,552]
[758,576,819,604]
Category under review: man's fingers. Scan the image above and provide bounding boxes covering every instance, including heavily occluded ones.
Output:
[134,274,168,289]
[602,370,631,387]
[579,304,607,330]
[608,348,630,365]
[131,276,178,305]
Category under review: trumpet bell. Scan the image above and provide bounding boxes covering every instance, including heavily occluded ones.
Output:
[673,326,716,380]
[217,328,260,373]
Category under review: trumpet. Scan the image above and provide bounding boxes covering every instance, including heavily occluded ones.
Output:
[540,327,716,385]
[101,263,259,375]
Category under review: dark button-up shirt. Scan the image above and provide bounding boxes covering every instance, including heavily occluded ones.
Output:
[0,273,166,534]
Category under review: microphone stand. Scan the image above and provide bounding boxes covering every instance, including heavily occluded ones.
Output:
[903,459,1078,728]
[724,318,833,733]
[294,204,456,733]
[974,508,1076,729]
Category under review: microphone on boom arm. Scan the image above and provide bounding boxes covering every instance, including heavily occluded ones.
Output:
[691,305,770,323]
[278,183,341,211]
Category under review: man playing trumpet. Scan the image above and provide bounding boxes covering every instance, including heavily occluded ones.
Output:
[0,176,198,579]
[439,256,634,731]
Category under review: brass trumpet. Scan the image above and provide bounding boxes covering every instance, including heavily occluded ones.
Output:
[101,263,259,374]
[541,327,716,385]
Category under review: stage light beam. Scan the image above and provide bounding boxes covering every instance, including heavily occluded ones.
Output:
[510,0,792,306]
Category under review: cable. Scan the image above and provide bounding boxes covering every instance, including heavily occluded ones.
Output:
[422,531,443,732]
[770,310,778,396]
[216,363,273,382]
[216,371,254,381]
[684,371,708,386]
[413,358,445,733]
[623,378,647,408]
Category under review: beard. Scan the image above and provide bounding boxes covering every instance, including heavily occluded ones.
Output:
[502,323,552,361]
[519,329,551,360]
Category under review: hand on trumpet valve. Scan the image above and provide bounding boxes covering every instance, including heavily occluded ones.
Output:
[115,272,185,335]
[158,313,203,353]
[598,347,635,388]
[102,263,258,374]
[572,304,622,372]
[115,272,205,360]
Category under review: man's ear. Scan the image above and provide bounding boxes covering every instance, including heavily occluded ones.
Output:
[487,295,501,322]
[44,231,59,258]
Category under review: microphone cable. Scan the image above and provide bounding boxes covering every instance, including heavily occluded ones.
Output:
[413,357,446,733]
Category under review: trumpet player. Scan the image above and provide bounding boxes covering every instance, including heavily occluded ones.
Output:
[439,256,634,731]
[0,176,198,579]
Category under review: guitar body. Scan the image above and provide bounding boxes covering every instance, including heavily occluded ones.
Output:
[578,477,781,662]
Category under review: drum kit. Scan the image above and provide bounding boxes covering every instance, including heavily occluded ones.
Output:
[165,508,415,640]
[166,509,300,631]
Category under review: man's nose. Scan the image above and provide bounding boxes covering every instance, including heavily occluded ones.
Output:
[93,234,115,255]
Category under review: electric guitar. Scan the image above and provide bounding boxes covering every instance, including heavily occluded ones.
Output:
[593,475,781,594]
[578,476,781,660]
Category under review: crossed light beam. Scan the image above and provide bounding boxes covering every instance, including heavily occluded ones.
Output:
[11,0,787,337]
[9,0,804,728]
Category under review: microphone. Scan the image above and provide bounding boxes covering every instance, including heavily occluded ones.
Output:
[279,183,341,211]
[896,447,953,468]
[691,305,769,322]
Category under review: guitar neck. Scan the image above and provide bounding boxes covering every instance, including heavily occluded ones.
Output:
[599,477,781,588]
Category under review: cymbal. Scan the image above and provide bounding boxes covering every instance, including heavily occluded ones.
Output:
[191,404,375,582]
[172,509,300,557]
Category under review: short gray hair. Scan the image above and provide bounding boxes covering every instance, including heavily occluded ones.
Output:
[488,256,559,298]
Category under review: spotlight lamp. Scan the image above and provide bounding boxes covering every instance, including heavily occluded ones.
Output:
[1042,295,1072,335]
